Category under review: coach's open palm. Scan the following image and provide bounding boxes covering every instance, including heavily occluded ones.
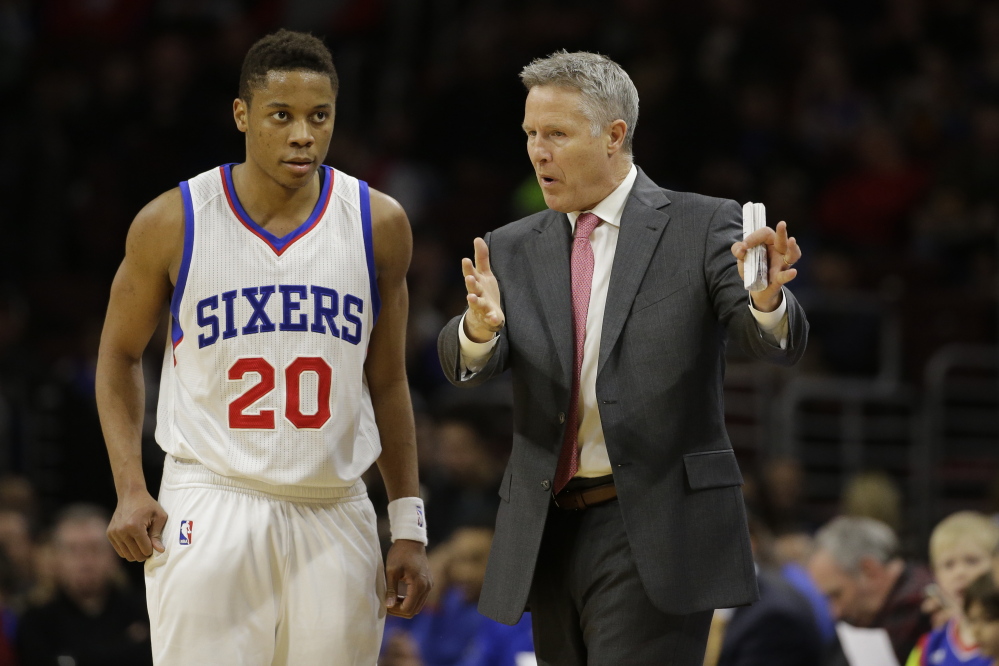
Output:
[107,489,168,562]
[462,237,505,343]
[385,539,432,618]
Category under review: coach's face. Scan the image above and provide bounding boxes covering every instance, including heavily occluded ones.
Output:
[523,85,627,213]
[234,69,336,189]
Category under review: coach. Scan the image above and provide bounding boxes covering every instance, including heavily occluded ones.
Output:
[437,51,808,665]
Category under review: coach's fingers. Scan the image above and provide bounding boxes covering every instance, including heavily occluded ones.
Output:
[473,237,491,274]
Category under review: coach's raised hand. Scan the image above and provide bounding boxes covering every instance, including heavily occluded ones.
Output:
[107,489,168,562]
[462,237,505,343]
[731,220,802,313]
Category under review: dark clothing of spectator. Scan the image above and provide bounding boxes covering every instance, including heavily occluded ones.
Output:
[17,588,151,666]
[718,569,824,666]
[874,564,934,663]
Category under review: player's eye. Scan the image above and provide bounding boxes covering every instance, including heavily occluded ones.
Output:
[274,111,288,121]
[314,112,328,122]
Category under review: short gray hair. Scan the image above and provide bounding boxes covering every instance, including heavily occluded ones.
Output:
[520,50,639,156]
[814,516,899,573]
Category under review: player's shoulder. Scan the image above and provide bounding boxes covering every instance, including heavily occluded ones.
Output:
[366,186,411,273]
[126,187,185,256]
[366,186,408,231]
[133,187,184,230]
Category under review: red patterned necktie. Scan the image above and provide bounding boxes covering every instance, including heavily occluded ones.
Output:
[554,212,602,494]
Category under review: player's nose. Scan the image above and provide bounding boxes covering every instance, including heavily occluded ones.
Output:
[288,120,314,147]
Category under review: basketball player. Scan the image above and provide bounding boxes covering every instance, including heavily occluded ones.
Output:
[95,30,431,665]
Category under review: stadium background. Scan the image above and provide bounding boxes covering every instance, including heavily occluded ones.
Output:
[0,0,996,662]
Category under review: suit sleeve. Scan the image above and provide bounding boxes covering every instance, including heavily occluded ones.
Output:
[704,199,808,366]
[437,232,511,387]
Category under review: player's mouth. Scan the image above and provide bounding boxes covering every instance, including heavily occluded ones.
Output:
[283,159,314,175]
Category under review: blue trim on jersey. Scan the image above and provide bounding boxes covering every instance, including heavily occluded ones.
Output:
[170,181,196,347]
[222,163,331,252]
[358,180,381,324]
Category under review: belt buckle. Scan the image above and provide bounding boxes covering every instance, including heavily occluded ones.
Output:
[552,489,582,511]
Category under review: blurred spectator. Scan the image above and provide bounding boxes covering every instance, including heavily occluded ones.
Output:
[755,457,818,567]
[710,514,824,666]
[747,513,836,646]
[16,504,151,666]
[422,414,503,545]
[841,470,903,535]
[381,526,533,666]
[907,512,999,666]
[965,572,999,661]
[808,516,932,666]
[0,509,34,613]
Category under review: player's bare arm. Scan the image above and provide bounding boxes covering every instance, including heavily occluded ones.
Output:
[364,187,433,618]
[96,189,183,563]
[461,237,505,343]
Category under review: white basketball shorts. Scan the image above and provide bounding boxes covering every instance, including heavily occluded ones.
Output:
[145,455,386,666]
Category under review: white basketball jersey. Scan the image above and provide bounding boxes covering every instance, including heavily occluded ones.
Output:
[155,164,381,492]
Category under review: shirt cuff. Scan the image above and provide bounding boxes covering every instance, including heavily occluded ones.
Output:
[458,313,499,376]
[748,288,789,349]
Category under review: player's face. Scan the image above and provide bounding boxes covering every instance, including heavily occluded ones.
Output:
[933,542,993,610]
[523,85,619,213]
[234,70,335,189]
[967,601,999,657]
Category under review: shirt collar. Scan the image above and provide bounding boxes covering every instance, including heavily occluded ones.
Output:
[568,164,638,231]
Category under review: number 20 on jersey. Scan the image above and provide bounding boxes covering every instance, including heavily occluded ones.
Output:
[228,356,332,430]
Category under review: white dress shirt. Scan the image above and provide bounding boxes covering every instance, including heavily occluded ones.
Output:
[458,164,788,479]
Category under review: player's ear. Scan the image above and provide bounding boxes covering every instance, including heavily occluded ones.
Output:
[234,98,249,133]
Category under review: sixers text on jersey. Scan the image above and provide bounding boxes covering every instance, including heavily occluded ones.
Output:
[196,284,365,348]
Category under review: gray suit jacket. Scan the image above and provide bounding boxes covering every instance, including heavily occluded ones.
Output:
[437,168,808,624]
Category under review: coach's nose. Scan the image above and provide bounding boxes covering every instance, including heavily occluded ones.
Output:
[528,137,551,166]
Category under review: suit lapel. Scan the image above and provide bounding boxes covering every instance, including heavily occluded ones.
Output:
[525,211,574,384]
[598,169,671,376]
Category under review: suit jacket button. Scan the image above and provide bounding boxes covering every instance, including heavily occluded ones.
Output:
[558,412,566,424]
[541,479,551,490]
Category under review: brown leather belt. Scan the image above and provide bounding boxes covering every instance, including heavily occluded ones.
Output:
[552,482,618,510]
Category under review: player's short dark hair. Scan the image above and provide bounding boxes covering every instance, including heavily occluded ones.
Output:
[239,29,339,103]
[965,572,999,619]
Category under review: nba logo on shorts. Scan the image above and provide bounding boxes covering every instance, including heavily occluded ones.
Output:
[179,520,193,546]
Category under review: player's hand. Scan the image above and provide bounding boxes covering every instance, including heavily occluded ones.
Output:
[107,488,168,562]
[462,237,505,343]
[385,539,432,619]
[731,220,801,312]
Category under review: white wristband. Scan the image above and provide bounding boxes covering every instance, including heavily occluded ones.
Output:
[387,497,428,545]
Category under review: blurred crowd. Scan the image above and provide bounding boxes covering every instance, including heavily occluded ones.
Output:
[0,0,996,664]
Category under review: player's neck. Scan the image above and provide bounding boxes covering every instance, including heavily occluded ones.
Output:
[231,161,321,232]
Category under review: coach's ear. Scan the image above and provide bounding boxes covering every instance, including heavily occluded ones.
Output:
[234,98,248,133]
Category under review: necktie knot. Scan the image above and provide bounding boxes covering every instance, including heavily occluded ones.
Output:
[575,212,601,239]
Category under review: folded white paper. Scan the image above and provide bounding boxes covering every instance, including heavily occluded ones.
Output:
[835,622,900,666]
[742,201,769,291]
